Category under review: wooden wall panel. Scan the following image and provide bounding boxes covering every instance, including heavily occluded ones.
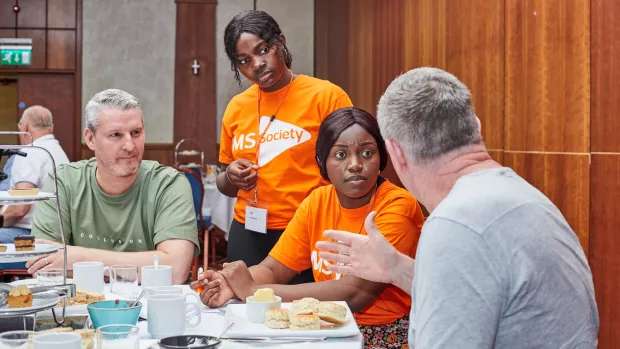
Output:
[17,29,46,69]
[0,5,16,27]
[17,0,47,28]
[504,153,590,256]
[81,144,175,166]
[505,0,590,152]
[174,1,217,164]
[47,0,76,29]
[0,29,16,39]
[402,0,446,70]
[314,0,349,93]
[446,0,504,151]
[371,0,403,106]
[47,29,75,69]
[18,74,76,160]
[347,0,373,113]
[590,154,620,348]
[591,0,620,152]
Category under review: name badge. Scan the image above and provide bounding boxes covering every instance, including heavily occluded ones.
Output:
[245,200,268,234]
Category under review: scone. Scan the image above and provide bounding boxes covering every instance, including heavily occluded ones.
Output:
[8,285,33,308]
[291,297,319,316]
[7,188,39,196]
[318,302,347,324]
[265,308,290,329]
[14,235,35,251]
[290,314,320,330]
[74,329,95,349]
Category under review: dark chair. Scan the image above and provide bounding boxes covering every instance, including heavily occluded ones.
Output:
[176,167,215,280]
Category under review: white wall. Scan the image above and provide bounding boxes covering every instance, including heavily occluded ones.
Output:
[82,0,176,143]
[216,0,315,142]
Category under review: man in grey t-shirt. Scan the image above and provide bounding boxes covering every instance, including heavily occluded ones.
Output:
[317,68,598,348]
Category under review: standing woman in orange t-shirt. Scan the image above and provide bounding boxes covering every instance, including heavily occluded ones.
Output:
[217,10,352,283]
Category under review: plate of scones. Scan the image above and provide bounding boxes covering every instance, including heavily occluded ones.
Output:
[224,288,360,338]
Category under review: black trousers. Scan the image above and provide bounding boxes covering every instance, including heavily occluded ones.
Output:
[227,219,314,285]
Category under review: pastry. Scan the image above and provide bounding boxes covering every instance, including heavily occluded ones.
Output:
[290,314,320,330]
[317,302,347,324]
[290,297,319,316]
[7,188,39,196]
[74,329,95,349]
[57,288,105,307]
[265,308,290,329]
[14,235,35,251]
[0,245,7,252]
[8,285,33,308]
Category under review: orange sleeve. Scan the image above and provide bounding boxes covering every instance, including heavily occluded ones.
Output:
[268,196,313,272]
[327,92,353,112]
[372,197,423,257]
[218,103,235,165]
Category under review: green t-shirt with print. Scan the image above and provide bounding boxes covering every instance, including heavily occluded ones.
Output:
[32,158,199,253]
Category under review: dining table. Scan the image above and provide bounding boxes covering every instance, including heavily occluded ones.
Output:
[23,282,363,349]
[137,285,363,348]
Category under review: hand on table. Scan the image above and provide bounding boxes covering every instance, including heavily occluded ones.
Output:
[190,269,234,308]
[25,239,84,276]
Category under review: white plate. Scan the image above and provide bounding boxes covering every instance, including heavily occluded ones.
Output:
[0,191,55,202]
[0,294,60,316]
[224,301,360,338]
[0,244,59,263]
[10,279,113,318]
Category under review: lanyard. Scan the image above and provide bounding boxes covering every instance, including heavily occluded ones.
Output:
[252,70,294,203]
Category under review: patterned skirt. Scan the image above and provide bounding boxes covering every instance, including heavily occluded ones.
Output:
[358,314,410,349]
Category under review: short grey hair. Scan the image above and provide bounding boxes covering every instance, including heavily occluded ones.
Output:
[19,105,54,130]
[377,67,482,165]
[85,89,142,132]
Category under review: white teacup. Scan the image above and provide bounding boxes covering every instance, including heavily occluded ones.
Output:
[146,286,183,296]
[33,332,81,349]
[147,293,201,339]
[73,261,107,293]
[141,265,173,289]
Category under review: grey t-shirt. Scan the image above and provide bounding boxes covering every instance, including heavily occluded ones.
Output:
[410,167,598,349]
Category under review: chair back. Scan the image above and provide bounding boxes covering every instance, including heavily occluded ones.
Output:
[176,167,205,232]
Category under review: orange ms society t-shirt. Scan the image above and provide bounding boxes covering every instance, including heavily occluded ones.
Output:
[269,179,425,325]
[219,75,353,230]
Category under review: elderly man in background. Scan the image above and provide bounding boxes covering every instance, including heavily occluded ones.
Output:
[317,68,599,348]
[26,89,199,284]
[0,106,70,242]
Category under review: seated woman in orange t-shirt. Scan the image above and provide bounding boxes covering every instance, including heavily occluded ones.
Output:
[191,107,425,348]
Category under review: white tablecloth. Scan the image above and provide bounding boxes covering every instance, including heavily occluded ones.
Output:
[201,183,236,240]
[135,286,363,349]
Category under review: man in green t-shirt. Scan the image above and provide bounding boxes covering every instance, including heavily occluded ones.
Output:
[26,89,199,284]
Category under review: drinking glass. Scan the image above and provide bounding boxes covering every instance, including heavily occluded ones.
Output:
[110,265,139,299]
[0,331,35,348]
[96,324,139,349]
[36,268,64,286]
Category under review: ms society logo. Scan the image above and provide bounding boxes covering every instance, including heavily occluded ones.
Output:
[232,116,311,166]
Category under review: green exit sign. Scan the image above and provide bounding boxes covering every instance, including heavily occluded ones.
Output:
[1,48,31,66]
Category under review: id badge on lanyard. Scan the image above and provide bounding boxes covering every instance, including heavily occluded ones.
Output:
[245,73,293,234]
[245,188,269,234]
[244,114,275,234]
